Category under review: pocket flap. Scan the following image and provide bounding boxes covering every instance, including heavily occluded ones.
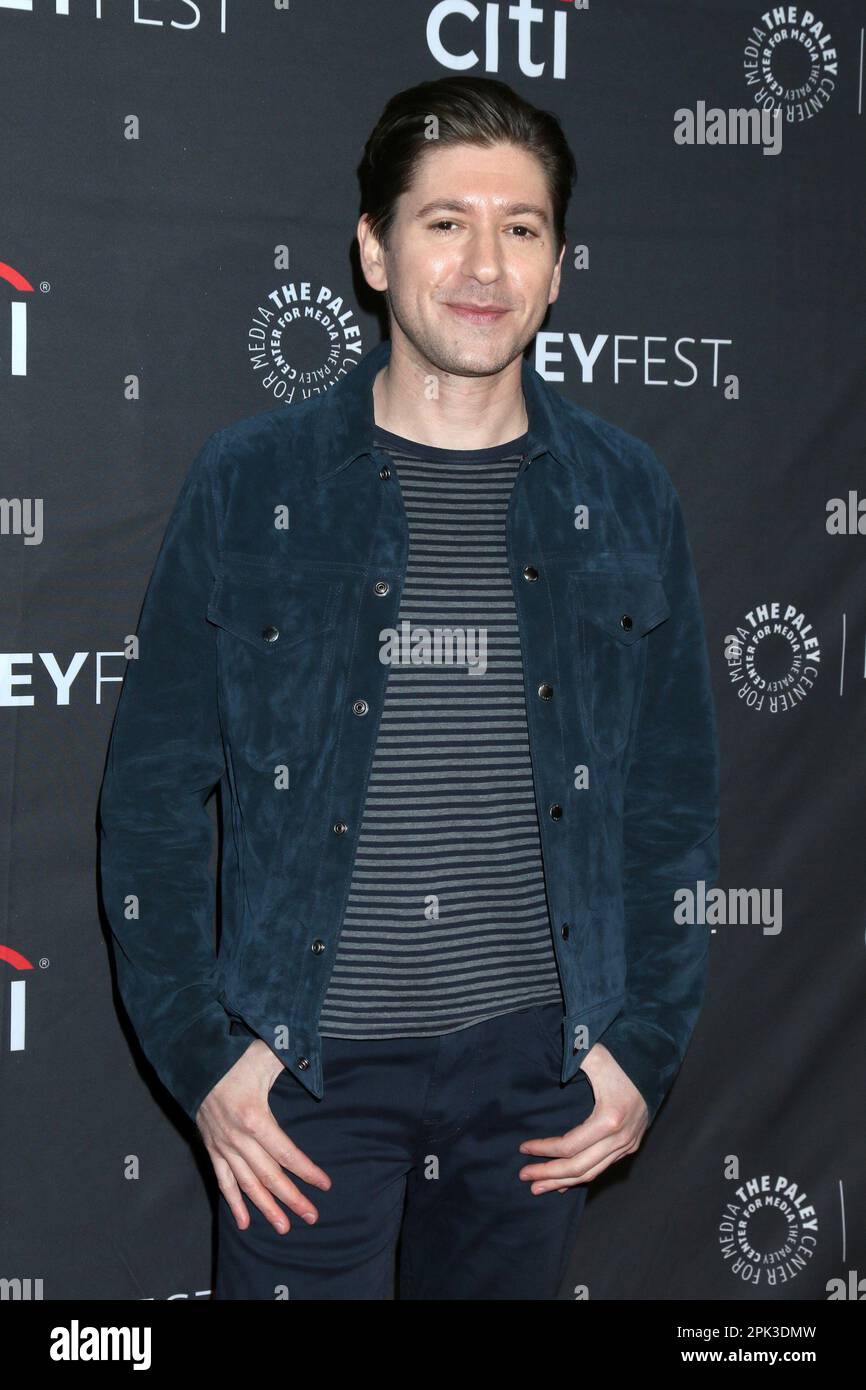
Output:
[573,572,670,644]
[207,562,340,656]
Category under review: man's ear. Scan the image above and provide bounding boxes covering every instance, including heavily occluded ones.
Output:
[358,214,388,293]
[548,241,566,306]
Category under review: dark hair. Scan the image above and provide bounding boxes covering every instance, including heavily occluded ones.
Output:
[358,75,577,256]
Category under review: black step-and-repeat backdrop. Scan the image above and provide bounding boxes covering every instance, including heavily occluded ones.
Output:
[1,1,863,1302]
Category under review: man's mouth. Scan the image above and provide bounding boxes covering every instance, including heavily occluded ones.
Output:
[444,303,510,325]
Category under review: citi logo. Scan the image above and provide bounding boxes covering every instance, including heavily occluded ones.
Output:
[427,0,585,80]
[1,261,34,377]
[0,944,32,1053]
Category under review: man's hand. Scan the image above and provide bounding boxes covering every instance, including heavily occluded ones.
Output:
[195,1040,332,1234]
[517,1042,650,1193]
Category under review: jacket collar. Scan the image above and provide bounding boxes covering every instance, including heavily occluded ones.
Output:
[309,336,581,481]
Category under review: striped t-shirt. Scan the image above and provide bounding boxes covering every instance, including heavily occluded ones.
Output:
[317,424,564,1038]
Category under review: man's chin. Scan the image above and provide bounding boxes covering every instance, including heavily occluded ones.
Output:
[420,336,524,380]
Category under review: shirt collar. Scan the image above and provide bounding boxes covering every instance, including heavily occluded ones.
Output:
[309,336,581,481]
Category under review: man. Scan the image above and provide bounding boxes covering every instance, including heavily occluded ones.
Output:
[99,75,720,1300]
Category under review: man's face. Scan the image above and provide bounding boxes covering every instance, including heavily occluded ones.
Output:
[358,140,565,378]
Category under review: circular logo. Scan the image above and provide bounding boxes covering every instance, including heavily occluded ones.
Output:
[743,7,837,124]
[724,600,821,715]
[719,1173,819,1288]
[247,280,363,402]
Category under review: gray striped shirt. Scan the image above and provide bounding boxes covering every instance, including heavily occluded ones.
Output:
[317,425,564,1037]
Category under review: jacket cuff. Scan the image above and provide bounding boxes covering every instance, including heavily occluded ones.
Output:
[593,1013,684,1127]
[160,1000,256,1125]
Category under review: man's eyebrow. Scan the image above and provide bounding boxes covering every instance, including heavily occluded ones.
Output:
[413,198,551,227]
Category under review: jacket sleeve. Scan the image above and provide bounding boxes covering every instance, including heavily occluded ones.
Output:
[595,462,721,1126]
[98,430,254,1125]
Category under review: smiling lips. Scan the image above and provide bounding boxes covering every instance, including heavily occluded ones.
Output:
[445,302,510,324]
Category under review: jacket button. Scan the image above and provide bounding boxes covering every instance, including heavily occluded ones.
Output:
[262,625,279,643]
[538,682,553,700]
[379,465,391,479]
[311,939,326,954]
[352,699,369,716]
[561,923,570,939]
[333,820,348,834]
[374,579,390,596]
[620,614,633,631]
[297,1056,310,1070]
[549,804,563,820]
[523,565,539,581]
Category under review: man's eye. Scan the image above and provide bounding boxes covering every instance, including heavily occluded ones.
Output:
[429,221,538,238]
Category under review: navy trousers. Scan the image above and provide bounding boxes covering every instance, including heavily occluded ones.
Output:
[213,1000,595,1300]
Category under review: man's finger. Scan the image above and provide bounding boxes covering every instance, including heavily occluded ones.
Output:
[217,1148,295,1233]
[260,1110,333,1191]
[229,1134,322,1229]
[210,1150,251,1230]
[521,1130,635,1186]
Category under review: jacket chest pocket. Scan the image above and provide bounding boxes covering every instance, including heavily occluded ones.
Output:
[568,570,670,759]
[206,558,343,768]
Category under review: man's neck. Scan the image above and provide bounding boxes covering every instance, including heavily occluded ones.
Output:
[371,347,529,452]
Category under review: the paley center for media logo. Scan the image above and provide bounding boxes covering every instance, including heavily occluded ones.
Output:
[247,274,365,404]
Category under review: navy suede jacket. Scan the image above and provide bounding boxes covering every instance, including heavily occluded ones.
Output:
[98,336,720,1129]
